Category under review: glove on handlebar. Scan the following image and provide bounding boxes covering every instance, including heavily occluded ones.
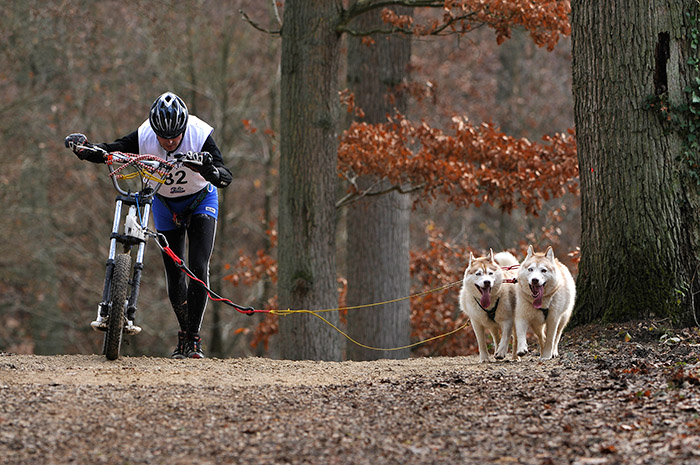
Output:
[64,133,96,160]
[181,150,213,167]
[181,151,219,183]
[198,162,220,183]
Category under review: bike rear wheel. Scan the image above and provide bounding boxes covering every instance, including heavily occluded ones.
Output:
[104,253,131,360]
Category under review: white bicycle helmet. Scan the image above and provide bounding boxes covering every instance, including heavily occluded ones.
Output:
[149,92,189,139]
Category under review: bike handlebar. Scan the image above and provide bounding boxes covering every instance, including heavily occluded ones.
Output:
[75,144,183,198]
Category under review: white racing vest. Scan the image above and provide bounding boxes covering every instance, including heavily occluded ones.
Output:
[138,115,214,198]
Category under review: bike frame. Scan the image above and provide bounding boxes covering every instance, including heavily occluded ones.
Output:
[92,149,177,337]
[98,192,154,324]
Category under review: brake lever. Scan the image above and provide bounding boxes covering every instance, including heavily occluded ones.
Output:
[170,152,187,167]
[74,144,108,160]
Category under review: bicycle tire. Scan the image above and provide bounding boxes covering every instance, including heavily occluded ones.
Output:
[104,253,131,360]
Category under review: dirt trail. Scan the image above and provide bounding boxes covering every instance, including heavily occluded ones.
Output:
[1,322,699,465]
[0,353,478,387]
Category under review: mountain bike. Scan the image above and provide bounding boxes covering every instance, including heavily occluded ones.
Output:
[79,145,180,360]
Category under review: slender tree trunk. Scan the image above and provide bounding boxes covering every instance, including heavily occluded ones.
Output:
[207,30,228,358]
[345,8,412,360]
[572,0,699,326]
[278,1,343,360]
[24,150,62,354]
[497,28,528,137]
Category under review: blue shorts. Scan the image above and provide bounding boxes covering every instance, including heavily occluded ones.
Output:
[153,184,218,231]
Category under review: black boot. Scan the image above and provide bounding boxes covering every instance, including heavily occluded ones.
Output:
[184,333,205,359]
[171,331,187,359]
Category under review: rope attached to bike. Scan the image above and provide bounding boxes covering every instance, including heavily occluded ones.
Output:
[148,228,468,351]
[153,232,261,315]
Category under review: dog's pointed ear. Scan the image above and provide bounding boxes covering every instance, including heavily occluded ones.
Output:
[526,245,534,259]
[468,252,475,267]
[488,248,494,263]
[546,246,554,260]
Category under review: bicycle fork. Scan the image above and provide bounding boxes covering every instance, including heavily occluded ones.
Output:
[95,195,153,332]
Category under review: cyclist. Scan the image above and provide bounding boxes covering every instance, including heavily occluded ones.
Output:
[65,91,232,359]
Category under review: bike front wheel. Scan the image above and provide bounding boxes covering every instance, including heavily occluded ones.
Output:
[104,253,131,360]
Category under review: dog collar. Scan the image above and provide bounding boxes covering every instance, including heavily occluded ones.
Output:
[474,297,500,322]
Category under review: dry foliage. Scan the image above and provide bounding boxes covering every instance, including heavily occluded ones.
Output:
[379,0,571,51]
[338,114,579,214]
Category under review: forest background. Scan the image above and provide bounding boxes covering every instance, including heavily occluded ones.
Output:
[0,0,578,358]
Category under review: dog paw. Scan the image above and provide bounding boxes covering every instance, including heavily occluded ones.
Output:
[494,354,505,360]
[516,349,529,357]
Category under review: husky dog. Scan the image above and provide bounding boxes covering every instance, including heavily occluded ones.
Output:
[459,249,519,363]
[515,245,575,360]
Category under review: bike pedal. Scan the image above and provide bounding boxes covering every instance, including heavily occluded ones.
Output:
[90,319,108,332]
[124,321,142,335]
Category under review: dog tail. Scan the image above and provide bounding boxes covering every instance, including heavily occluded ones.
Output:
[494,251,519,268]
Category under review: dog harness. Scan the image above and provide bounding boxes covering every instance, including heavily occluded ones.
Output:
[474,297,500,322]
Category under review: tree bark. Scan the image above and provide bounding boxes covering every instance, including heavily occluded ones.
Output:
[278,1,343,360]
[345,7,413,360]
[572,0,698,326]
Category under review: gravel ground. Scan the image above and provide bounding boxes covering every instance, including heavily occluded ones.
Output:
[1,321,699,465]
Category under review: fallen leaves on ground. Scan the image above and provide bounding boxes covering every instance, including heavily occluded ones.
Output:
[0,320,698,465]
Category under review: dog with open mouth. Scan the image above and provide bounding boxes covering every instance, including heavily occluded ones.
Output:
[459,249,519,363]
[514,245,575,360]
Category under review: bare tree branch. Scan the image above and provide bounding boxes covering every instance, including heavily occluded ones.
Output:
[340,0,444,31]
[239,9,281,35]
[336,179,426,209]
[338,12,480,37]
[339,1,483,37]
[270,0,282,28]
[347,0,444,18]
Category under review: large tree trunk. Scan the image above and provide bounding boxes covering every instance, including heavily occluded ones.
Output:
[278,1,343,360]
[345,8,412,360]
[572,0,698,326]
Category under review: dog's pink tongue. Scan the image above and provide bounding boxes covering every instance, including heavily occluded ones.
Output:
[480,287,491,308]
[532,285,544,309]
